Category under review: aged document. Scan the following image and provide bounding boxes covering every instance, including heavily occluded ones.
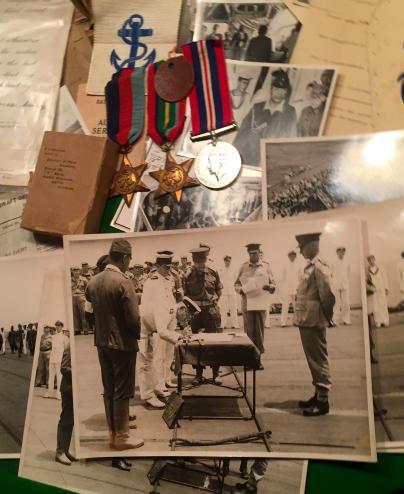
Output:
[291,0,380,135]
[368,0,404,131]
[87,0,182,94]
[0,194,57,257]
[0,0,73,186]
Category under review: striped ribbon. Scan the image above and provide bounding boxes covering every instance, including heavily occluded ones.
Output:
[182,39,233,137]
[105,67,145,148]
[147,60,187,147]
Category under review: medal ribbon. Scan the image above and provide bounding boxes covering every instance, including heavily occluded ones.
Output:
[147,60,187,147]
[105,67,145,149]
[182,39,233,137]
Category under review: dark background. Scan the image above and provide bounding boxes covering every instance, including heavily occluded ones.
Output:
[2,455,403,493]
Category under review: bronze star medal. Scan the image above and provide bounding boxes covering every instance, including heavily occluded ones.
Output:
[111,155,150,207]
[149,152,199,203]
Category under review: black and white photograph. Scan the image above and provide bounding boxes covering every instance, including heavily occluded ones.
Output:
[194,1,301,63]
[139,174,262,231]
[64,218,375,461]
[262,131,404,220]
[19,269,309,494]
[299,198,404,451]
[177,0,198,47]
[180,61,337,167]
[0,251,63,458]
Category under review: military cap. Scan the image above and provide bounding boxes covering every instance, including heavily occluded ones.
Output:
[96,254,109,269]
[238,76,252,82]
[109,238,132,255]
[72,266,81,271]
[246,243,261,252]
[81,262,89,266]
[190,247,209,259]
[199,243,211,251]
[336,246,346,253]
[156,251,173,264]
[55,320,64,327]
[295,232,321,247]
[224,255,232,261]
[271,69,291,90]
[133,263,143,269]
[144,261,153,266]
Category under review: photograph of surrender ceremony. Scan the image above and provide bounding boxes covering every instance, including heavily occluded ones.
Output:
[63,217,375,461]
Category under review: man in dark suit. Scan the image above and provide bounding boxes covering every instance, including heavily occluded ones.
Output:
[234,69,296,165]
[294,232,335,417]
[85,239,143,451]
[245,25,272,62]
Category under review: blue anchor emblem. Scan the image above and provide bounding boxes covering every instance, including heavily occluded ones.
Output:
[110,14,156,71]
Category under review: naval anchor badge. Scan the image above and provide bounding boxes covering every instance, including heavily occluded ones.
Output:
[110,14,156,71]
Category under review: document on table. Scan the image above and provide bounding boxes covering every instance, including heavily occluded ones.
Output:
[291,0,380,135]
[0,194,57,257]
[87,0,182,94]
[0,0,73,186]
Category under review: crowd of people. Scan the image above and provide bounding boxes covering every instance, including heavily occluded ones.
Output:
[0,323,38,357]
[267,168,337,218]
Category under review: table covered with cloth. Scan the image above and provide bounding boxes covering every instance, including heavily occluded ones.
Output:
[174,333,261,374]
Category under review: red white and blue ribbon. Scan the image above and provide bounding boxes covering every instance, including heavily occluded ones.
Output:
[105,67,145,150]
[182,39,233,137]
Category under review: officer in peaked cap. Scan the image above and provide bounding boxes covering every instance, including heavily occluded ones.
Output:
[294,232,335,417]
[138,251,181,408]
[184,246,223,385]
[235,243,276,370]
[85,238,143,450]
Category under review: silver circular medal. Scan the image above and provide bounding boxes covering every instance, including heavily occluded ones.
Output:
[194,141,242,189]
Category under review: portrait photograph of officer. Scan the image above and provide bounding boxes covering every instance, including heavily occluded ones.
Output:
[64,216,375,462]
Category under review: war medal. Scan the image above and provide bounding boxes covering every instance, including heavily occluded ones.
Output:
[182,39,242,189]
[105,66,150,207]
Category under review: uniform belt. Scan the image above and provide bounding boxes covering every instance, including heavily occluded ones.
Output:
[194,300,215,307]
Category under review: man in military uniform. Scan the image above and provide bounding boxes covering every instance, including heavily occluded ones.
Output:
[235,244,276,369]
[331,246,351,325]
[71,267,88,335]
[85,239,143,451]
[138,251,181,408]
[294,232,335,417]
[80,262,93,281]
[280,250,300,327]
[184,246,223,385]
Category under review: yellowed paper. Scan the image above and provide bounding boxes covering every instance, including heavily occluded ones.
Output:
[87,0,182,94]
[291,0,379,135]
[368,0,404,131]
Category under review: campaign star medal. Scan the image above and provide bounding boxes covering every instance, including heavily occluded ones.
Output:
[105,66,149,207]
[147,59,198,203]
[182,39,242,189]
[112,155,149,207]
[149,152,197,203]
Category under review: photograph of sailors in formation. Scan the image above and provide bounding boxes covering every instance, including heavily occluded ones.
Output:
[195,1,301,63]
[64,218,374,461]
[0,252,63,457]
[262,131,404,219]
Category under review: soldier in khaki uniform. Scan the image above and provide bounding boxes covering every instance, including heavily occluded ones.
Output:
[71,267,88,335]
[294,232,335,417]
[184,246,223,385]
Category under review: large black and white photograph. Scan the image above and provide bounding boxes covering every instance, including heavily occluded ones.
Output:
[0,251,63,458]
[302,198,404,451]
[20,269,309,493]
[180,61,337,167]
[262,131,404,220]
[138,174,262,231]
[64,218,375,461]
[194,1,301,63]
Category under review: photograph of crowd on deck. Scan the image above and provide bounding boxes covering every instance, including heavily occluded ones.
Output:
[195,1,301,63]
[0,252,63,457]
[262,131,404,219]
[64,217,374,461]
[20,270,308,494]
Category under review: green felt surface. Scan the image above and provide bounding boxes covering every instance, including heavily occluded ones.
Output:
[2,455,403,493]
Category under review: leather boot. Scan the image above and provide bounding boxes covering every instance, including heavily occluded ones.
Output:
[112,399,144,451]
[103,396,115,448]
